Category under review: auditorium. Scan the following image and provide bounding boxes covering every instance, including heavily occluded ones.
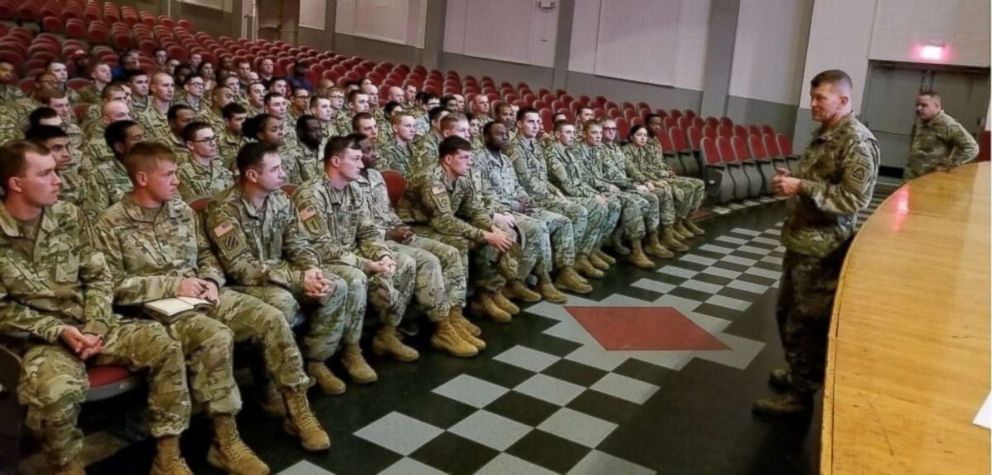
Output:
[0,0,988,473]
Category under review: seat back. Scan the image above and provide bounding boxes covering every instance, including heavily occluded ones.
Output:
[749,134,770,160]
[716,136,737,163]
[381,170,407,208]
[732,136,752,161]
[776,133,793,156]
[686,126,702,151]
[701,136,722,165]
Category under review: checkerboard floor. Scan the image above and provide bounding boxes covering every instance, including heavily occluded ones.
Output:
[88,186,896,475]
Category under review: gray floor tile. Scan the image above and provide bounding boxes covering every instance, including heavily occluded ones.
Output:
[378,458,446,475]
[701,266,742,279]
[563,345,629,371]
[277,460,335,475]
[476,453,559,475]
[537,407,618,448]
[730,228,761,236]
[727,279,769,294]
[722,255,758,266]
[514,374,586,406]
[632,278,676,294]
[715,235,748,245]
[657,265,698,278]
[590,373,660,404]
[744,266,781,280]
[433,374,509,408]
[354,412,444,456]
[680,279,722,294]
[568,450,656,475]
[699,244,735,254]
[705,294,752,312]
[447,410,532,451]
[493,345,561,373]
[680,253,718,266]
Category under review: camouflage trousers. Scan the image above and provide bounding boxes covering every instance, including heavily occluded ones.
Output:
[499,213,552,280]
[647,181,678,226]
[666,176,705,218]
[389,235,464,320]
[232,270,350,362]
[537,195,608,255]
[776,241,850,394]
[528,208,576,270]
[162,312,239,416]
[605,190,655,241]
[18,320,190,466]
[366,252,417,327]
[207,289,309,391]
[412,225,513,292]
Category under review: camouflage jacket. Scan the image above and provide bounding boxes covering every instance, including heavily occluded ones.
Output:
[472,147,531,213]
[0,201,118,341]
[177,156,235,202]
[508,135,559,202]
[282,143,323,185]
[621,144,657,183]
[205,185,319,294]
[94,195,226,306]
[596,142,636,189]
[292,176,391,268]
[782,113,879,258]
[379,140,415,176]
[907,111,979,177]
[353,169,405,236]
[409,131,442,180]
[398,165,492,243]
[545,142,603,197]
[137,103,171,142]
[82,156,133,222]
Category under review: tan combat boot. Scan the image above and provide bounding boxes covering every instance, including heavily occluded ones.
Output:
[150,435,193,475]
[207,415,270,475]
[574,254,605,278]
[504,279,542,303]
[492,289,521,315]
[645,232,675,259]
[553,267,591,295]
[450,306,481,336]
[593,248,617,265]
[341,344,378,384]
[533,273,568,302]
[470,291,512,323]
[662,227,690,252]
[587,251,611,270]
[683,218,704,235]
[255,381,287,417]
[628,239,656,269]
[673,221,695,241]
[282,388,331,451]
[431,317,479,357]
[372,325,420,362]
[307,361,346,395]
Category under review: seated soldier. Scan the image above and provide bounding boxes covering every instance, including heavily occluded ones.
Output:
[0,140,192,474]
[283,114,324,184]
[37,90,83,151]
[309,95,339,143]
[78,62,112,105]
[199,86,236,134]
[164,104,197,156]
[94,142,329,467]
[136,72,175,143]
[177,122,234,202]
[378,111,417,175]
[398,136,521,323]
[218,103,248,170]
[45,60,82,104]
[292,135,420,368]
[176,73,207,113]
[204,143,358,395]
[80,97,131,171]
[24,125,84,206]
[82,120,145,222]
[352,133,483,356]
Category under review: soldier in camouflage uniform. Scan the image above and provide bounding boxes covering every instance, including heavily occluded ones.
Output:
[176,74,207,114]
[0,60,24,101]
[642,121,707,238]
[77,62,112,105]
[905,90,979,180]
[46,62,82,105]
[379,112,418,175]
[82,120,144,222]
[397,136,522,324]
[408,108,452,181]
[310,96,339,142]
[265,92,301,151]
[204,143,363,396]
[246,82,267,117]
[80,99,130,172]
[0,141,193,475]
[164,104,197,157]
[754,70,879,416]
[288,87,310,125]
[95,143,330,469]
[578,121,674,260]
[80,84,129,139]
[292,135,420,370]
[137,72,175,143]
[353,134,483,357]
[282,115,324,184]
[198,86,235,136]
[471,94,493,126]
[177,122,235,202]
[218,103,249,171]
[474,121,590,300]
[25,126,84,206]
[126,70,151,115]
[39,91,84,153]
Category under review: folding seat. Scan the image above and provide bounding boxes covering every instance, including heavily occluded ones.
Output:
[677,115,692,131]
[733,124,748,139]
[668,108,682,119]
[623,108,638,122]
[630,117,642,127]
[604,101,618,111]
[0,1,15,21]
[16,2,39,23]
[656,126,684,175]
[84,7,100,22]
[700,137,733,203]
[593,96,607,107]
[103,4,119,22]
[669,127,702,178]
[29,50,56,63]
[717,124,732,139]
[748,124,762,136]
[761,124,775,136]
[616,117,629,139]
[607,108,622,120]
[64,18,86,38]
[719,117,734,129]
[749,134,776,194]
[775,133,801,173]
[18,78,34,94]
[684,109,696,118]
[0,50,23,69]
[705,117,719,128]
[717,136,748,201]
[732,135,763,197]
[702,125,717,141]
[88,21,111,45]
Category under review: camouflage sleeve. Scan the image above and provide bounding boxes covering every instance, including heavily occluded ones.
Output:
[943,119,979,167]
[281,203,324,269]
[0,284,66,343]
[93,216,185,305]
[546,153,590,197]
[799,139,880,215]
[292,191,363,268]
[205,202,301,290]
[176,165,198,202]
[423,180,488,243]
[77,208,118,336]
[355,206,392,262]
[622,147,651,183]
[472,166,511,213]
[372,180,406,228]
[462,182,496,231]
[81,173,110,222]
[193,210,227,287]
[509,146,538,196]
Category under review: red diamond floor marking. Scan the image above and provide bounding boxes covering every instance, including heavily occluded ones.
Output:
[564,306,729,351]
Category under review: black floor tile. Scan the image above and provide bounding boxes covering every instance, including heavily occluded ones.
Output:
[618,286,663,302]
[713,260,749,272]
[410,432,499,474]
[739,273,777,286]
[670,286,712,302]
[566,390,641,425]
[542,359,609,387]
[485,391,559,426]
[506,429,590,473]
[464,360,535,389]
[694,303,746,321]
[397,392,477,430]
[719,286,769,302]
[694,272,733,286]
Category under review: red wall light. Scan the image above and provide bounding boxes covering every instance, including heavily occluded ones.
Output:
[920,44,945,61]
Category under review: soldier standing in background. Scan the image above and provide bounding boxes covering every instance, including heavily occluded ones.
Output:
[905,90,979,180]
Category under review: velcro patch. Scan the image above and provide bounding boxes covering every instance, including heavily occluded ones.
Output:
[213,221,234,238]
[299,206,317,221]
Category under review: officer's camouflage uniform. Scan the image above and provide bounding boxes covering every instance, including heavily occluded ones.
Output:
[905,110,979,180]
[79,124,113,173]
[218,128,245,172]
[205,185,350,362]
[355,168,465,319]
[778,112,879,394]
[543,141,621,245]
[292,176,416,327]
[96,195,314,416]
[408,131,442,180]
[0,201,190,467]
[508,136,605,256]
[177,156,235,202]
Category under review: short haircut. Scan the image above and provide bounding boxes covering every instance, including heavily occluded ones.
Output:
[628,124,647,141]
[383,101,402,117]
[440,94,456,106]
[577,105,593,115]
[440,113,466,132]
[583,120,602,132]
[347,89,364,103]
[643,113,660,124]
[122,141,177,180]
[25,125,68,143]
[167,104,193,123]
[180,72,202,87]
[296,114,318,133]
[323,135,359,163]
[482,120,504,137]
[105,119,139,152]
[516,106,538,122]
[0,141,50,193]
[222,102,247,120]
[37,89,67,105]
[391,111,413,126]
[242,113,273,140]
[352,112,374,131]
[495,103,513,116]
[28,107,59,127]
[236,142,279,174]
[182,121,212,143]
[438,136,472,160]
[918,90,942,102]
[553,120,572,133]
[309,95,326,109]
[102,83,127,100]
[263,92,283,105]
[427,106,447,123]
[810,69,852,91]
[125,69,148,82]
[416,91,436,104]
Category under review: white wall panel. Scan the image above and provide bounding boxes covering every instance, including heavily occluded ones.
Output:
[729,0,812,105]
[444,0,558,68]
[799,0,877,108]
[870,0,990,67]
[335,0,426,48]
[672,0,710,91]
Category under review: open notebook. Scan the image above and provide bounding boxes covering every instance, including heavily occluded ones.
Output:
[144,297,214,320]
